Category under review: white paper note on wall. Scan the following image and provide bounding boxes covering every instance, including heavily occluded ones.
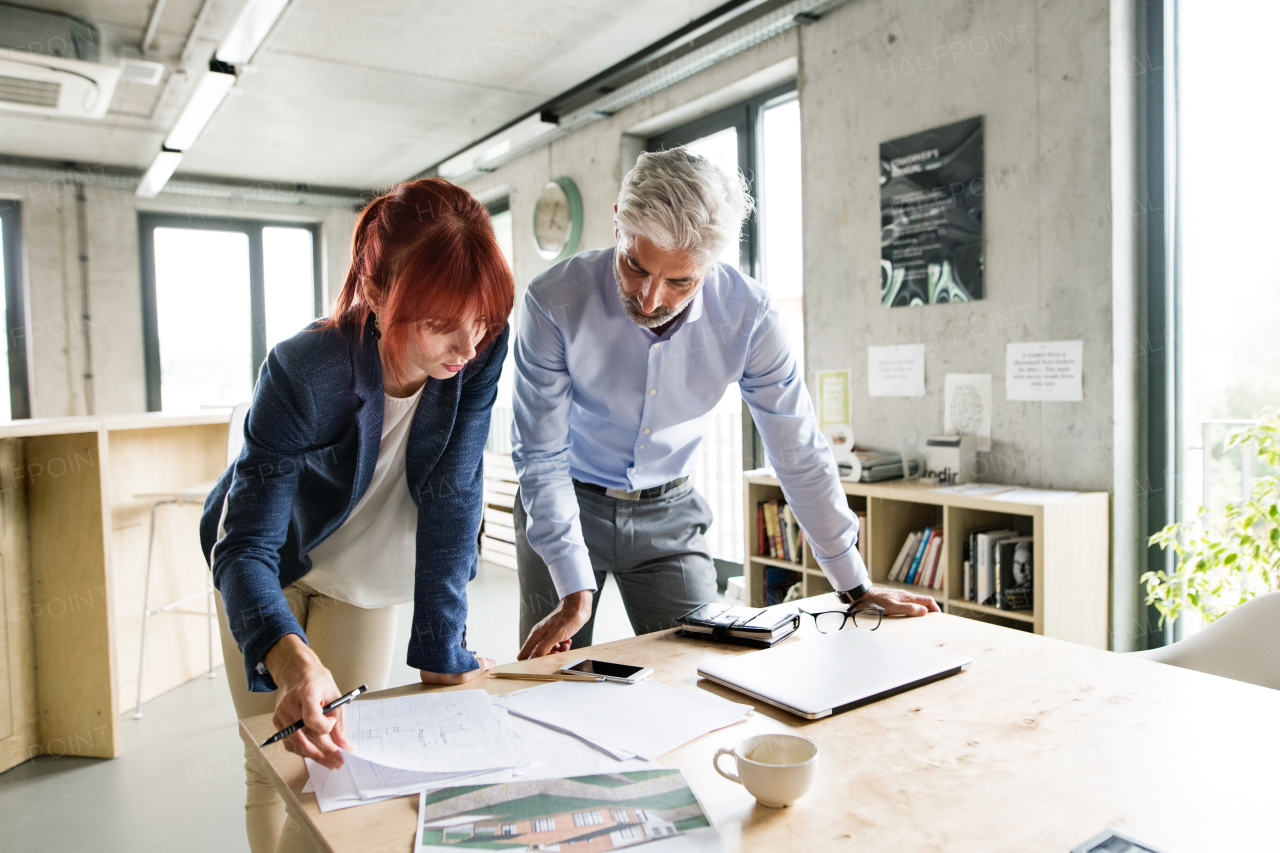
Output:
[816,369,854,462]
[944,373,992,452]
[868,344,925,397]
[1006,341,1083,401]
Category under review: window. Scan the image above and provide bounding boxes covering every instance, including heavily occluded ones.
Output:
[1175,2,1280,519]
[139,215,320,412]
[500,824,518,837]
[485,197,516,453]
[611,808,630,823]
[531,817,556,833]
[647,83,802,563]
[572,811,603,827]
[0,200,30,419]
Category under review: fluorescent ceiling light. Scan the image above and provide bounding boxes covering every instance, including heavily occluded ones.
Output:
[136,150,183,198]
[216,0,291,65]
[165,69,235,150]
[438,113,559,179]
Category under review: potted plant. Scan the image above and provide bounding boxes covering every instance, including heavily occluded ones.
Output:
[1143,408,1280,626]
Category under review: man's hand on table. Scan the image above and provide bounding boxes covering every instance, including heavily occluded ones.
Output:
[264,634,354,770]
[518,589,593,659]
[857,586,941,617]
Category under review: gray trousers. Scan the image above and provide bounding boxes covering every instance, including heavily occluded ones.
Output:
[515,480,718,648]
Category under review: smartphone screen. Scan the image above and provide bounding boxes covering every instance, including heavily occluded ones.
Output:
[563,660,646,679]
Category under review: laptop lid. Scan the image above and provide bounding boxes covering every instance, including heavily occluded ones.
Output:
[696,627,972,719]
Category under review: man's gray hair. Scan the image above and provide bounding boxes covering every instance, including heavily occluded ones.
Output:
[615,147,754,265]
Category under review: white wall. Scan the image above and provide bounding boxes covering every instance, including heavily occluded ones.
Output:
[0,177,357,417]
[463,0,1142,646]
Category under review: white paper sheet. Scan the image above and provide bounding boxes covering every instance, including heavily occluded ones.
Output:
[1006,340,1083,401]
[306,757,400,813]
[493,679,752,761]
[348,711,656,800]
[931,483,1015,496]
[944,373,992,452]
[991,488,1078,504]
[305,707,657,811]
[342,689,518,773]
[868,344,926,397]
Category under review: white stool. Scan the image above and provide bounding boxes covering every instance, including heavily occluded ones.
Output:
[131,402,249,719]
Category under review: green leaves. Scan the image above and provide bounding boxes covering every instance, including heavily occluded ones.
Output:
[1143,409,1280,627]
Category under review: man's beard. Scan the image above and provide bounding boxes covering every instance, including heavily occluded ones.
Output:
[614,264,697,329]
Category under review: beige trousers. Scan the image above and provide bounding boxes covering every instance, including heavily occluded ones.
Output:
[215,583,400,853]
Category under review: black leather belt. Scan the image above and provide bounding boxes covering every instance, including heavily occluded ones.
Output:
[573,476,689,501]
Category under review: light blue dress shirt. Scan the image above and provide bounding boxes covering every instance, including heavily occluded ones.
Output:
[511,248,869,599]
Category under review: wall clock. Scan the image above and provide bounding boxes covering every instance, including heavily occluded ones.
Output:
[532,176,583,261]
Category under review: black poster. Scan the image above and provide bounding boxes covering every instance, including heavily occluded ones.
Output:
[880,116,984,307]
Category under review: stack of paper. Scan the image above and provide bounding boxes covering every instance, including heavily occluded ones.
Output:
[301,690,658,813]
[493,679,753,760]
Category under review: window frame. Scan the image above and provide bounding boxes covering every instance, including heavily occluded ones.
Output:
[645,82,798,470]
[138,213,322,412]
[0,199,31,419]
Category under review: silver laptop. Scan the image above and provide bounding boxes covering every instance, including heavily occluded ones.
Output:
[696,627,972,720]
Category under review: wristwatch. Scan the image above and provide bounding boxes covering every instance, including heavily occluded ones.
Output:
[835,583,870,607]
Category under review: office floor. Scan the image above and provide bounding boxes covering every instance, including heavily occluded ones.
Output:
[0,561,636,853]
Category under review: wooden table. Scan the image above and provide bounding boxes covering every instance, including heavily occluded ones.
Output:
[240,595,1280,853]
[0,412,232,769]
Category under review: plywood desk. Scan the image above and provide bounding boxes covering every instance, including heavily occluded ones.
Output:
[240,597,1279,853]
[0,412,232,770]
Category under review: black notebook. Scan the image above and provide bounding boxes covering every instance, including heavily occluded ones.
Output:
[675,603,799,648]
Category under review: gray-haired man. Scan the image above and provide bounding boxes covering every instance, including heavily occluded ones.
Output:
[511,148,938,659]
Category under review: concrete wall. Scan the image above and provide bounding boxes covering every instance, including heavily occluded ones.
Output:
[0,177,357,417]
[802,0,1114,493]
[464,0,1139,645]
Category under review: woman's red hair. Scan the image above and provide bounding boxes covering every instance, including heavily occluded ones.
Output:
[324,178,514,380]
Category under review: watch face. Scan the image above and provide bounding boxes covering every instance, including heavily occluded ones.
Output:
[534,182,572,259]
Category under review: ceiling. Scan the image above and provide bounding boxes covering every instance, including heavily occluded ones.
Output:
[0,0,733,189]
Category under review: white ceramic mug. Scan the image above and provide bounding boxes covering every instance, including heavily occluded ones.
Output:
[712,734,818,808]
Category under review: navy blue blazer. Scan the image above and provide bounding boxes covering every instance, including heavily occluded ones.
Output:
[200,314,507,692]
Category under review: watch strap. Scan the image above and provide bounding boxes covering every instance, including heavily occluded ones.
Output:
[836,583,870,606]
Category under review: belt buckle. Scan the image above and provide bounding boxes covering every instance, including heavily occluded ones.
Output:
[604,487,643,501]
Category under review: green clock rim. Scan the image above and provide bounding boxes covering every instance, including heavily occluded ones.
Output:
[551,176,583,262]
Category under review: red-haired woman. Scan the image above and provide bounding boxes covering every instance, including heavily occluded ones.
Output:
[200,179,513,853]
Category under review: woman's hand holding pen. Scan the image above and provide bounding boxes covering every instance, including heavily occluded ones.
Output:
[420,653,496,685]
[264,634,354,770]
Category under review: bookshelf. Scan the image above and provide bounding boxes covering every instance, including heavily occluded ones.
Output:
[743,474,1110,648]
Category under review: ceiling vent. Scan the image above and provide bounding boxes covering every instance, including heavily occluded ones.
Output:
[0,48,120,118]
[0,4,121,118]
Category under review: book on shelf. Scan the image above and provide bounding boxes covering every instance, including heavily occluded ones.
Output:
[972,528,1019,606]
[994,535,1034,610]
[886,528,944,589]
[764,567,801,605]
[756,500,803,565]
[756,504,768,557]
[904,527,933,584]
[888,532,918,582]
[676,603,799,648]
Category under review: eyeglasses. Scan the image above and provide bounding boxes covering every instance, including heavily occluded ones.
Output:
[797,604,885,633]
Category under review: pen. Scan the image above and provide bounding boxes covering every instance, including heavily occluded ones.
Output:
[260,685,368,747]
[490,672,606,683]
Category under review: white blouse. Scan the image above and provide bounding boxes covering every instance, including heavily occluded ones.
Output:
[302,386,424,608]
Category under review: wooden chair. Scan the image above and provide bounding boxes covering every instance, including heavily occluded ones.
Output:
[1130,590,1280,691]
[131,402,249,718]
